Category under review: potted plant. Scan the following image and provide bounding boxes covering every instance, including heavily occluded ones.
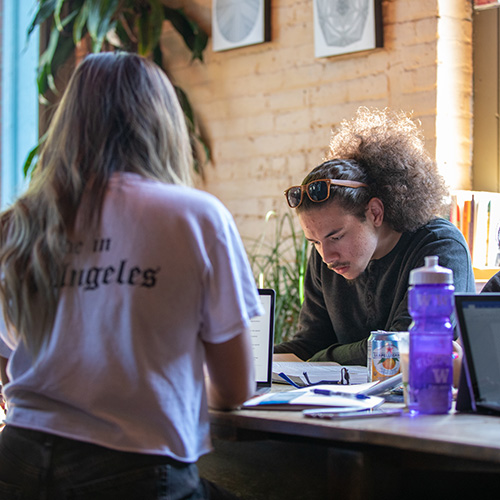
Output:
[26,0,210,176]
[247,211,309,344]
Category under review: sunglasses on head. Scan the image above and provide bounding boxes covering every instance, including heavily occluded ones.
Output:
[284,178,369,209]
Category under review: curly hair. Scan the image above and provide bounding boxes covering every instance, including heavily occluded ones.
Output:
[297,107,448,233]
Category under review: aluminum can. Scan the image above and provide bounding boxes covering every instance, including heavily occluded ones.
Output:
[367,331,401,382]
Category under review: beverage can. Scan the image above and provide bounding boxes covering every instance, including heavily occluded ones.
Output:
[367,331,401,382]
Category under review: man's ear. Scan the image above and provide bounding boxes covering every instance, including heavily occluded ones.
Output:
[366,198,385,227]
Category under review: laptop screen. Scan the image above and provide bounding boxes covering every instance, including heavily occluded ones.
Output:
[250,289,275,389]
[455,293,500,412]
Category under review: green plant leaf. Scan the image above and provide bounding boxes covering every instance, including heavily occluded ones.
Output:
[54,0,67,32]
[23,144,40,178]
[113,17,136,52]
[163,7,207,62]
[37,24,62,95]
[198,134,212,163]
[23,132,48,178]
[38,21,77,96]
[36,5,80,96]
[136,0,164,56]
[246,212,309,344]
[86,0,119,52]
[152,43,162,67]
[73,2,90,44]
[28,0,58,36]
[175,86,195,130]
[26,0,210,178]
[174,84,211,166]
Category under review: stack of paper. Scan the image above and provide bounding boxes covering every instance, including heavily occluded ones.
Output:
[242,384,384,412]
[272,361,368,386]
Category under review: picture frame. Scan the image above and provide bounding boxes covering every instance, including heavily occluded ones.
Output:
[212,0,271,52]
[313,0,383,58]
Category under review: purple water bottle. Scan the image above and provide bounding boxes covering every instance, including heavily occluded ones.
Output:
[408,256,454,414]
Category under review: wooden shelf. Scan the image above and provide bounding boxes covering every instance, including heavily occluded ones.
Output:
[473,266,500,281]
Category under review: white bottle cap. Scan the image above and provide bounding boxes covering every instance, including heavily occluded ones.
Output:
[409,255,454,285]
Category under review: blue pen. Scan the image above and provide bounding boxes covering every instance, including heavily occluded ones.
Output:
[278,372,303,388]
[312,388,370,400]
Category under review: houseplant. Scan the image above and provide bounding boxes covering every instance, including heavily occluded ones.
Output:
[247,211,309,344]
[25,0,210,176]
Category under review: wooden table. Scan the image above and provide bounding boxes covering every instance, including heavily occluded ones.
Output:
[198,403,500,500]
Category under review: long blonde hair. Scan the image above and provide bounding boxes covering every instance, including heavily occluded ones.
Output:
[0,52,193,356]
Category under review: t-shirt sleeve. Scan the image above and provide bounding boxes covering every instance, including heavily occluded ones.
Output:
[200,206,264,344]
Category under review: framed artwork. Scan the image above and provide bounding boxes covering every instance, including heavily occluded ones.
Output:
[313,0,383,58]
[212,0,271,52]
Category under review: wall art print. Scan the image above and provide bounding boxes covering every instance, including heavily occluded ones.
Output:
[314,0,383,58]
[212,0,271,52]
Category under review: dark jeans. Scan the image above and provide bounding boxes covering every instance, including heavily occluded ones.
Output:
[0,425,237,500]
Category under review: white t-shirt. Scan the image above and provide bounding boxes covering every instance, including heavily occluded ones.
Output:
[0,173,263,462]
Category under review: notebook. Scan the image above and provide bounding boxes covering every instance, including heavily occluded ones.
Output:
[250,288,276,395]
[455,293,500,415]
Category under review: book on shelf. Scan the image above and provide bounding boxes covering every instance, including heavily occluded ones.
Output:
[450,190,500,272]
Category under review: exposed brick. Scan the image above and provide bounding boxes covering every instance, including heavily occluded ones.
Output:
[166,0,473,243]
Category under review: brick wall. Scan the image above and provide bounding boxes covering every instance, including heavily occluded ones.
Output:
[162,0,473,241]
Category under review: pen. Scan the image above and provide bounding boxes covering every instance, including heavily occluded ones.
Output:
[361,373,403,396]
[278,372,303,388]
[312,388,370,399]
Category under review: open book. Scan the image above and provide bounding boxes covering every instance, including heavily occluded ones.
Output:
[273,361,368,386]
[242,383,384,411]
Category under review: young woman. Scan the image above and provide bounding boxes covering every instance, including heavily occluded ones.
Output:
[0,52,261,499]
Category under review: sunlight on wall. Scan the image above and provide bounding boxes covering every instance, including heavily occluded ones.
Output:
[435,0,473,190]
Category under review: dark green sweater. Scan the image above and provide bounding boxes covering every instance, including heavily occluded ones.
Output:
[274,218,476,365]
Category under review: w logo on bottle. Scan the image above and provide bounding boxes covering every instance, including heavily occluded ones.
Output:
[432,368,450,384]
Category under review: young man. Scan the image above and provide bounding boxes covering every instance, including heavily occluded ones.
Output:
[274,107,475,367]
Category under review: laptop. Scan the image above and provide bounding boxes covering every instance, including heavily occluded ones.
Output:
[455,293,500,415]
[250,288,276,395]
